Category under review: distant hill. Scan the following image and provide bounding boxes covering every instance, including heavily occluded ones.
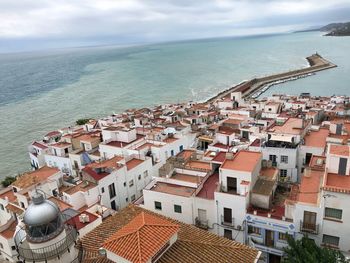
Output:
[295,22,350,36]
[321,22,350,36]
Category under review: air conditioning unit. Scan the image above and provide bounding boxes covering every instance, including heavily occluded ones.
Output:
[79,213,90,223]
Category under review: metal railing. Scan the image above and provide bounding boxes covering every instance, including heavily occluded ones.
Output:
[221,215,235,227]
[195,217,209,230]
[300,220,319,234]
[15,225,77,262]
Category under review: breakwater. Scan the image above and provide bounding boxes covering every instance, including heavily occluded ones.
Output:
[206,53,337,103]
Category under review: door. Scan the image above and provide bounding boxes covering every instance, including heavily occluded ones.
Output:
[265,230,274,247]
[198,209,207,222]
[303,211,316,231]
[269,254,281,263]
[227,177,237,193]
[339,158,347,175]
[224,229,232,240]
[336,124,343,135]
[110,200,117,210]
[223,207,232,224]
[305,153,312,165]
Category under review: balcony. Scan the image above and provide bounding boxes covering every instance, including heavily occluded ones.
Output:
[221,215,235,227]
[195,217,209,230]
[300,220,319,234]
[15,225,77,262]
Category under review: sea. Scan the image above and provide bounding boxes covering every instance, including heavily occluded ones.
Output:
[0,32,349,179]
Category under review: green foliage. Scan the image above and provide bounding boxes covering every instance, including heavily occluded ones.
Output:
[1,176,16,187]
[283,236,349,263]
[76,118,90,125]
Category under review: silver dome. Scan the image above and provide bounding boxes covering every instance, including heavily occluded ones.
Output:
[23,192,60,226]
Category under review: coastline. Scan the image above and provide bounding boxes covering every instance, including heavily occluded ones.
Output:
[205,53,337,103]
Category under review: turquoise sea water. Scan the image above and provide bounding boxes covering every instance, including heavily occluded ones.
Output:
[0,32,349,178]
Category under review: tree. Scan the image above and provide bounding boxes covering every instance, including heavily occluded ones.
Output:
[1,176,16,187]
[76,118,90,125]
[283,236,349,263]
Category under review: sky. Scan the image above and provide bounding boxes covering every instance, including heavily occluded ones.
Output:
[0,0,350,53]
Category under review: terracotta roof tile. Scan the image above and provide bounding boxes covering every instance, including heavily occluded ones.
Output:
[103,212,179,263]
[79,205,259,263]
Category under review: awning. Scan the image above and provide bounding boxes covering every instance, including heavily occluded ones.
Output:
[270,134,293,143]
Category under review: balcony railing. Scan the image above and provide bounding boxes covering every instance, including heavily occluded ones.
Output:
[300,220,319,234]
[15,225,77,262]
[221,215,235,227]
[195,217,209,230]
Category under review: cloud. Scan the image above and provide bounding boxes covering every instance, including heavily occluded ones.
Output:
[0,0,349,51]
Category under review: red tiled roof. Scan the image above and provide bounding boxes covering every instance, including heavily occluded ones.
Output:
[80,205,260,263]
[32,141,48,149]
[103,212,179,263]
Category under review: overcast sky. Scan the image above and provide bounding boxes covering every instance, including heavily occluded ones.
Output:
[0,0,350,53]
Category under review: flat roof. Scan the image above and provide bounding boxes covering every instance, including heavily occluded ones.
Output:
[329,144,350,157]
[268,117,305,135]
[196,173,219,200]
[12,166,60,189]
[303,128,329,148]
[61,181,97,195]
[126,158,144,170]
[323,172,350,194]
[252,178,275,196]
[297,169,324,204]
[185,160,211,171]
[221,151,262,172]
[151,182,196,197]
[171,173,203,184]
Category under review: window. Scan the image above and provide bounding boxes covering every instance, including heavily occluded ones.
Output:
[0,204,4,210]
[171,150,174,156]
[280,169,288,180]
[325,207,342,220]
[224,229,232,240]
[322,234,339,247]
[131,195,136,201]
[278,232,291,241]
[174,205,182,213]
[155,201,162,210]
[138,174,141,180]
[281,155,288,163]
[20,202,25,208]
[13,187,17,193]
[108,183,116,199]
[179,145,184,152]
[248,226,261,235]
[144,170,148,178]
[123,182,126,187]
[126,197,129,202]
[101,187,105,193]
[129,180,134,187]
[11,246,16,251]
